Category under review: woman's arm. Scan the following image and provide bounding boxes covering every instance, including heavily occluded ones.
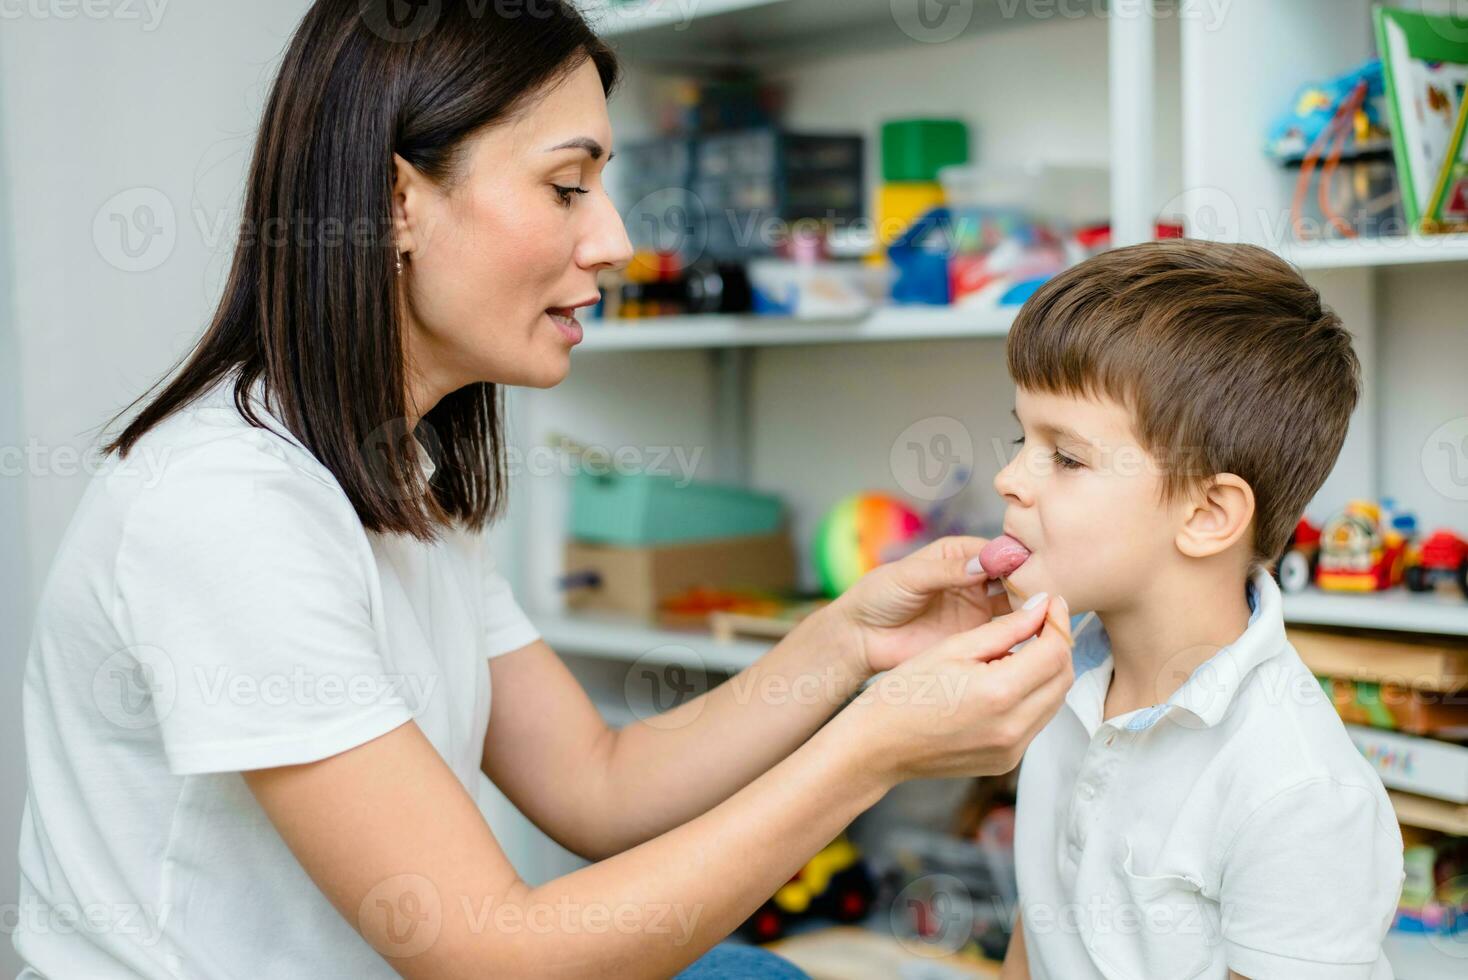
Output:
[248,700,886,979]
[247,599,1073,979]
[483,537,1015,860]
[482,609,868,860]
[1000,911,1030,979]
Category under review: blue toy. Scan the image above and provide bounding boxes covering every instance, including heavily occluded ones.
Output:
[1266,59,1388,163]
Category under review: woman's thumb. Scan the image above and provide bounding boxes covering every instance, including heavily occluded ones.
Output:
[961,593,1052,661]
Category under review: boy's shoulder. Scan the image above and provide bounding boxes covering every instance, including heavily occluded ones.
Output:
[1220,639,1387,802]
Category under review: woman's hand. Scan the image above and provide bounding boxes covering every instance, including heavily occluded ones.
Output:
[839,594,1075,784]
[830,536,1013,676]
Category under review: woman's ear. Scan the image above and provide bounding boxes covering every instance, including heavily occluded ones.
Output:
[390,152,422,256]
[1175,473,1255,560]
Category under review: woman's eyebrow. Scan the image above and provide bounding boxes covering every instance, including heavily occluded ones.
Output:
[545,137,613,162]
[1011,407,1087,444]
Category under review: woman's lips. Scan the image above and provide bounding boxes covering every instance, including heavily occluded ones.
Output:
[546,308,583,345]
[979,534,1032,578]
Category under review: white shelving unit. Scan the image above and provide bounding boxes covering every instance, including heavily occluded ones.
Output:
[506,3,1468,971]
[1280,233,1468,270]
[1283,587,1468,637]
[535,586,1468,676]
[578,305,1015,351]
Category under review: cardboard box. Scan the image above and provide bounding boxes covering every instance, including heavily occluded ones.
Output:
[1287,628,1468,693]
[563,533,796,619]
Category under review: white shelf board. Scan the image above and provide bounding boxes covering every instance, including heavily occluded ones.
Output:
[1278,234,1468,270]
[1282,587,1468,638]
[534,610,773,672]
[587,0,793,37]
[1383,930,1468,979]
[579,306,1015,351]
[583,0,1072,65]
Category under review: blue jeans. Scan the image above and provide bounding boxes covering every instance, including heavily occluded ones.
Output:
[674,941,811,979]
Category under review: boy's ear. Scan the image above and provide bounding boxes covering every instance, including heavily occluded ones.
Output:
[1175,473,1255,560]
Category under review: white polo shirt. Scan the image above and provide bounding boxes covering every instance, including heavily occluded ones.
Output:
[16,372,540,978]
[1014,568,1404,979]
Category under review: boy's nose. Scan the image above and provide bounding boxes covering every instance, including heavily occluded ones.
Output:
[994,454,1031,506]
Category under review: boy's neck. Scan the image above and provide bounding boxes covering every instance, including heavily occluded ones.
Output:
[1098,562,1254,723]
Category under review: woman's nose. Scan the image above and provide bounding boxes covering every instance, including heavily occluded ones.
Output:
[577,191,633,273]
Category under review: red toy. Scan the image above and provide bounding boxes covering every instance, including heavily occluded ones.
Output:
[1317,500,1408,593]
[1405,530,1468,598]
[1274,516,1323,593]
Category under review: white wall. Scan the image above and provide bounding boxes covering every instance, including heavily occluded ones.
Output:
[0,3,311,971]
[0,40,31,976]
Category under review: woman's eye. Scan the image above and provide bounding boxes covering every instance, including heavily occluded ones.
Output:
[552,183,589,206]
[1010,435,1025,446]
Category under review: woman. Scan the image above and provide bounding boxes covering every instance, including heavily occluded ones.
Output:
[14,2,1074,977]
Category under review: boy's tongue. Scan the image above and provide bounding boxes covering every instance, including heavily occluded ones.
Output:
[979,534,1031,578]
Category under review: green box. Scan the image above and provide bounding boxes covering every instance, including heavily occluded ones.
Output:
[570,471,785,546]
[881,119,970,183]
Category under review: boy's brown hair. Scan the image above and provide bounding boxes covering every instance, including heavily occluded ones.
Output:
[1007,239,1360,574]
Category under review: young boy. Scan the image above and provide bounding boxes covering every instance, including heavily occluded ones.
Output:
[991,241,1405,979]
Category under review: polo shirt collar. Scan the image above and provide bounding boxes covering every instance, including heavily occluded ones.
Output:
[1061,567,1286,735]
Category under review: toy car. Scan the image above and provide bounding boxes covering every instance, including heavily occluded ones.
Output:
[1273,516,1322,593]
[1316,500,1408,593]
[738,834,875,943]
[1404,529,1468,598]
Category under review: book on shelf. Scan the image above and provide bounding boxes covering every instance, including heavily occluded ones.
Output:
[1375,6,1468,232]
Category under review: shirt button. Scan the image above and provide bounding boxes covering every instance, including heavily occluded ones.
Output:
[1079,782,1096,800]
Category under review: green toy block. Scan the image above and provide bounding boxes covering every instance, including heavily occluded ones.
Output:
[881,119,970,183]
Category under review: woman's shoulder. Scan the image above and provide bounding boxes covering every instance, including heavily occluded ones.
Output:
[105,376,339,494]
[97,376,363,543]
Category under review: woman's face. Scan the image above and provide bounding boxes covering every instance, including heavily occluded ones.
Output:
[992,386,1185,614]
[391,58,632,404]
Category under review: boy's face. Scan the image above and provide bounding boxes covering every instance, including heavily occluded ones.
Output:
[993,386,1186,614]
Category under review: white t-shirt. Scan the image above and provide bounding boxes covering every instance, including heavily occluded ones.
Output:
[14,373,541,978]
[1014,568,1404,980]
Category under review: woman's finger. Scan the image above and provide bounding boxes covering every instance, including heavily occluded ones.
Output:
[972,597,1073,691]
[949,595,1051,664]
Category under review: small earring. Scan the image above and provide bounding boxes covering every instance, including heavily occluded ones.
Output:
[395,251,404,275]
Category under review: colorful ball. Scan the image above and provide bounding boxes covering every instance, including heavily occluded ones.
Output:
[812,493,927,597]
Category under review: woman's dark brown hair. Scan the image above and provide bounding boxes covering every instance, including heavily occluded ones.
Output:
[100,0,618,541]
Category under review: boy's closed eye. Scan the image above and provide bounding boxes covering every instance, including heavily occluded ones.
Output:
[1011,434,1085,471]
